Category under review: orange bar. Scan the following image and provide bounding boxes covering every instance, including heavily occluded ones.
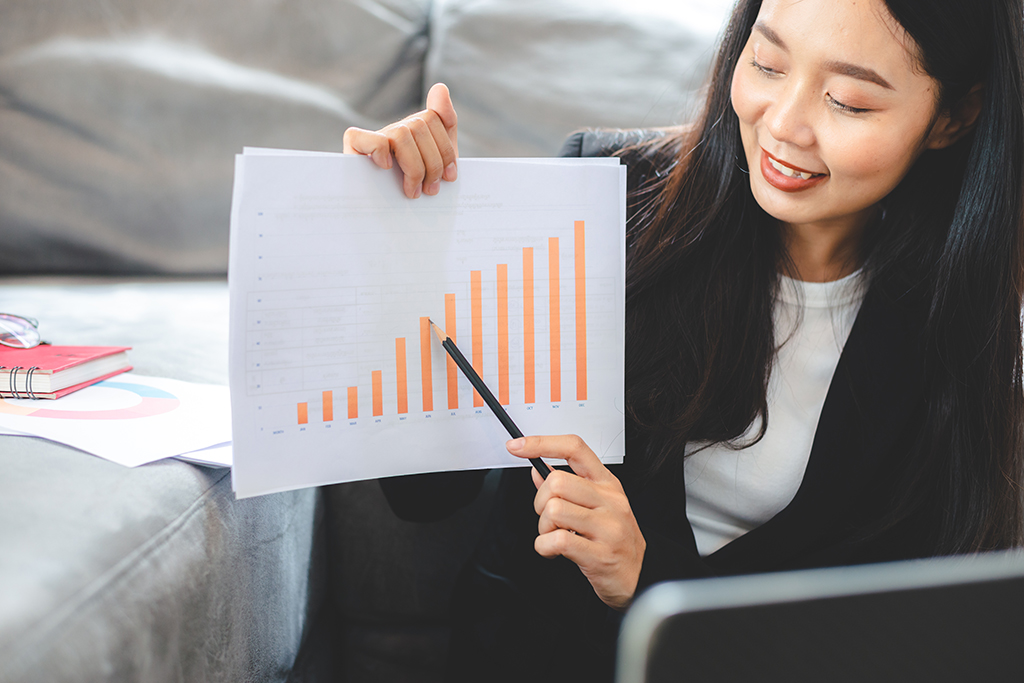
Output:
[322,390,334,422]
[396,338,408,414]
[445,293,458,409]
[348,387,358,419]
[575,221,587,401]
[549,237,561,402]
[297,402,308,425]
[523,247,535,404]
[471,271,483,407]
[372,370,383,417]
[419,317,433,412]
[497,264,509,405]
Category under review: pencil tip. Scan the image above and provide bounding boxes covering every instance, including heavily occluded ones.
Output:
[428,319,446,343]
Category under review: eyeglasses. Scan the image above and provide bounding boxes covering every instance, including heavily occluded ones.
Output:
[0,313,48,349]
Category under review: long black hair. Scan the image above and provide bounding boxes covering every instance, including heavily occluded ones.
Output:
[624,0,1024,552]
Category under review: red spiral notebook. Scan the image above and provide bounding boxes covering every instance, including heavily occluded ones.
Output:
[0,346,132,399]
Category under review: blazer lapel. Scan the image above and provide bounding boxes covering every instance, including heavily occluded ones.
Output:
[704,283,927,574]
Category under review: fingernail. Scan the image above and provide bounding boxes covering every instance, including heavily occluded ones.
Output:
[412,185,421,199]
[426,180,441,195]
[507,438,525,452]
[444,162,457,181]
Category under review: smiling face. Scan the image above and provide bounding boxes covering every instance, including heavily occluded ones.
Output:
[731,0,950,246]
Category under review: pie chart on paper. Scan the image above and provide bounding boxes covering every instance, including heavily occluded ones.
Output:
[0,380,181,420]
[0,373,231,467]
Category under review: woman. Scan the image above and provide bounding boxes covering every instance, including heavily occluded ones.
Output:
[344,0,1024,679]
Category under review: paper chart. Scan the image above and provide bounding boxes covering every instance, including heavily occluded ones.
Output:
[229,153,626,498]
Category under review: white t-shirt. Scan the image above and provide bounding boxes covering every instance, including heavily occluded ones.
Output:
[684,270,868,557]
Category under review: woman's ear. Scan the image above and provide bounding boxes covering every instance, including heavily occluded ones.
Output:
[926,83,985,150]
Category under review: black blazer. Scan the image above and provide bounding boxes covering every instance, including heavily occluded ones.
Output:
[380,130,938,683]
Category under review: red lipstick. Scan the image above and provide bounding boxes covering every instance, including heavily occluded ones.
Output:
[759,148,827,193]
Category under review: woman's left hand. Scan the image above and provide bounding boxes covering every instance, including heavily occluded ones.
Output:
[506,435,646,611]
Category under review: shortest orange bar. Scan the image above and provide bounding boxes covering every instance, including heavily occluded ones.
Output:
[297,402,308,425]
[372,370,383,417]
[348,387,358,419]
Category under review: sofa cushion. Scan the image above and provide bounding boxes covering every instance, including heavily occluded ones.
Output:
[427,0,733,157]
[0,443,319,683]
[0,279,320,683]
[0,0,431,275]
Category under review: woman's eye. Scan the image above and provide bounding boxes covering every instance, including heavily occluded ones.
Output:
[751,59,780,77]
[827,93,871,114]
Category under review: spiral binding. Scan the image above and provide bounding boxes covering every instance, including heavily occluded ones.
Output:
[25,366,39,400]
[9,366,21,399]
[3,365,42,400]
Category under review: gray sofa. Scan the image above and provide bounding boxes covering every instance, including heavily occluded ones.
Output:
[0,1,730,681]
[0,281,321,682]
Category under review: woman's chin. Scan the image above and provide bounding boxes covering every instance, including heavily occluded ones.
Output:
[749,182,816,226]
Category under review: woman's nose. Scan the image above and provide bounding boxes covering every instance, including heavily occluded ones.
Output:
[762,80,816,148]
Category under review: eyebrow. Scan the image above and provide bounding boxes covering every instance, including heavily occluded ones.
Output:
[752,21,896,91]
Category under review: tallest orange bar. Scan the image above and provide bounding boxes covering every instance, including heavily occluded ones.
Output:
[549,237,561,403]
[574,221,587,401]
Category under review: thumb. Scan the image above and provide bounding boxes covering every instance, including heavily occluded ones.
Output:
[426,82,458,157]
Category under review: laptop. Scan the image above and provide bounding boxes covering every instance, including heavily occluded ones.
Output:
[617,550,1024,683]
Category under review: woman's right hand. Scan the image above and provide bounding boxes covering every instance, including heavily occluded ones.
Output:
[343,82,459,199]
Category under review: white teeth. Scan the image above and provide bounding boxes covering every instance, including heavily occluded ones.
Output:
[768,156,816,180]
[769,157,794,176]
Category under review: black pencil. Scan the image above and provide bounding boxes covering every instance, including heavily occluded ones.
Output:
[429,319,551,479]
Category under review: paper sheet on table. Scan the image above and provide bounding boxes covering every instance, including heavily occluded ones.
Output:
[0,428,234,468]
[229,151,626,498]
[175,442,232,468]
[0,374,232,467]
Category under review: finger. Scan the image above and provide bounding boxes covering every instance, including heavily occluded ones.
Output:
[342,127,393,170]
[387,111,453,195]
[534,527,593,561]
[507,435,613,483]
[423,112,457,183]
[531,465,544,490]
[405,115,447,195]
[381,122,427,198]
[537,496,603,538]
[425,83,459,165]
[533,469,605,516]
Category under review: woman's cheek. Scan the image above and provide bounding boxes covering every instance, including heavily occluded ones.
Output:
[829,131,912,191]
[730,67,757,125]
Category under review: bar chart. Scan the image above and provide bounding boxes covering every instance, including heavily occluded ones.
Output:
[229,153,626,497]
[256,220,591,430]
[243,220,605,425]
